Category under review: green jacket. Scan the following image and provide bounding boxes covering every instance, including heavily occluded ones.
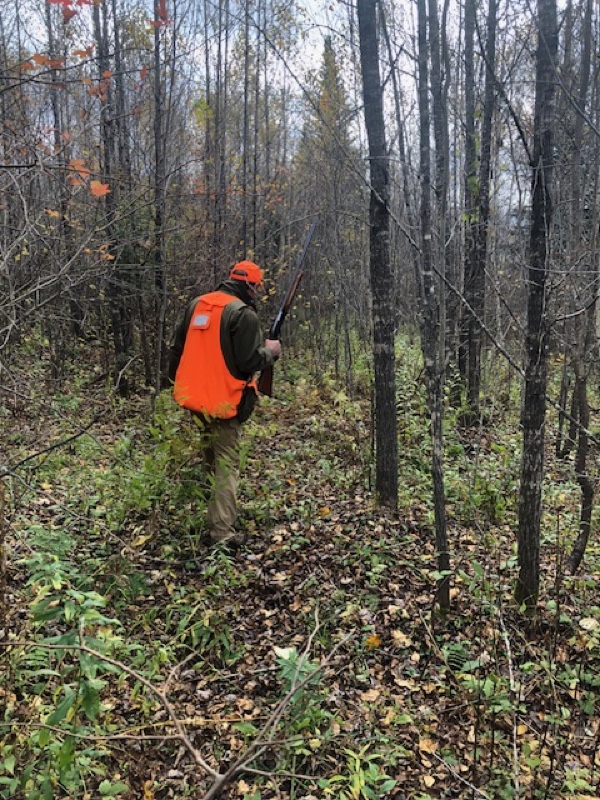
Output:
[168,280,275,383]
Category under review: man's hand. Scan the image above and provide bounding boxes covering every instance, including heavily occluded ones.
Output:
[265,338,282,360]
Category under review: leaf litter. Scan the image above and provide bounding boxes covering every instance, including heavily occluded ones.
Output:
[1,370,599,800]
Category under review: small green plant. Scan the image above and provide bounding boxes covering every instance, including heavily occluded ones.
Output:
[318,745,397,799]
[1,531,132,799]
[274,645,332,738]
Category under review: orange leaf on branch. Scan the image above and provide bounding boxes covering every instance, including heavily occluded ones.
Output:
[73,46,95,58]
[69,159,91,179]
[32,54,51,67]
[90,180,111,197]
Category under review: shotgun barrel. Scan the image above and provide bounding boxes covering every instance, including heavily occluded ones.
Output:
[258,219,317,396]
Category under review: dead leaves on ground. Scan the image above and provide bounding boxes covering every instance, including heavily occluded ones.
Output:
[3,377,600,799]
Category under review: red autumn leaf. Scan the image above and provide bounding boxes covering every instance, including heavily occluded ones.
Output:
[140,65,148,81]
[102,69,113,79]
[63,7,78,22]
[90,180,111,197]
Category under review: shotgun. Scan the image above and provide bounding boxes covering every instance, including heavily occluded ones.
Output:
[258,219,318,396]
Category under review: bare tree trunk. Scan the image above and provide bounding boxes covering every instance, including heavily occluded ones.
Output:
[516,0,557,613]
[211,0,230,276]
[555,350,571,457]
[567,369,594,573]
[357,0,398,509]
[565,0,596,572]
[241,0,250,251]
[460,0,496,417]
[461,0,477,406]
[428,0,449,368]
[93,0,131,396]
[0,479,6,616]
[153,0,167,391]
[417,0,450,609]
[472,0,497,413]
[45,0,70,376]
[252,0,261,253]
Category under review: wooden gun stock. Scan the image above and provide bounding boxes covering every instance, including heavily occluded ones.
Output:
[257,364,274,397]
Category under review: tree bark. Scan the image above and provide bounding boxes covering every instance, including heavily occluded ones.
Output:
[417,0,450,609]
[565,0,596,573]
[516,0,557,613]
[461,0,477,406]
[357,0,398,509]
[93,0,131,396]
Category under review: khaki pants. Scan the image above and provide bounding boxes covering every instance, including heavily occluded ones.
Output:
[195,416,242,544]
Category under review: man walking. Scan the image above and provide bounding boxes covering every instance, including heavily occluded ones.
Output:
[169,261,281,548]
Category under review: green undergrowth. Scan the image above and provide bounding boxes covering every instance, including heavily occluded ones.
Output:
[1,342,599,799]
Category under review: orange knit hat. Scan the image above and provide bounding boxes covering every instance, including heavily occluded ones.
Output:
[229,260,263,285]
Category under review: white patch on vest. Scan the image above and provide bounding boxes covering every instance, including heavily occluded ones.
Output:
[192,313,210,329]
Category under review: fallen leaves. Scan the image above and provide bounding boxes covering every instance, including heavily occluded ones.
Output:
[418,738,438,755]
[5,367,600,800]
[364,634,381,651]
[391,629,412,648]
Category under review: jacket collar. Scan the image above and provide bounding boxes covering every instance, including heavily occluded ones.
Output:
[218,279,256,309]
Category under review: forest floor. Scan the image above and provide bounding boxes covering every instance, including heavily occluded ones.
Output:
[1,350,600,800]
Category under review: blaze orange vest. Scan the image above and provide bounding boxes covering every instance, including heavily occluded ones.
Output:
[173,291,255,419]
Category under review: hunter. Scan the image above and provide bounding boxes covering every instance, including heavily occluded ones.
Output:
[169,261,281,548]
